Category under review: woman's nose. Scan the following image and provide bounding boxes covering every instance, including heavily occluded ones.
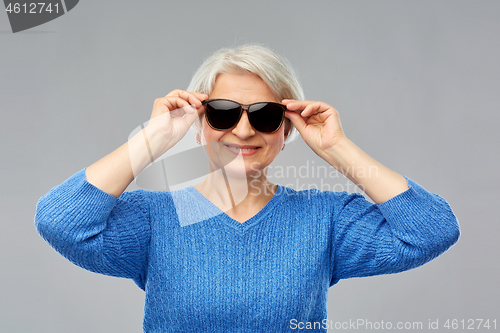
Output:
[231,111,255,139]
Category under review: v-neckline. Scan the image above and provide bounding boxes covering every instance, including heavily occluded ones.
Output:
[186,185,283,231]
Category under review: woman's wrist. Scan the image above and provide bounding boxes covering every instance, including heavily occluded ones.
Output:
[143,124,175,160]
[321,137,355,171]
[322,138,408,204]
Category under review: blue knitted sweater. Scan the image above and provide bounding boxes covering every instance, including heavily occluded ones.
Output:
[35,168,459,332]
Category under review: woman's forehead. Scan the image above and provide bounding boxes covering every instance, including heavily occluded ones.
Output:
[209,72,278,104]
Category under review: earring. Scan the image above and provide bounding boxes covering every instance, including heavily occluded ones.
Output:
[196,141,201,145]
[281,143,286,151]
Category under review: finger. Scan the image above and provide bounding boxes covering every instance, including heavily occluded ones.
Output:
[283,100,315,116]
[181,105,202,127]
[166,89,205,109]
[152,96,191,119]
[282,105,311,124]
[284,110,308,136]
[163,96,191,112]
[284,100,330,112]
[282,100,317,119]
[301,102,326,117]
[168,99,197,118]
[281,99,297,105]
[190,91,209,101]
[281,100,304,114]
[282,100,315,108]
[282,100,307,112]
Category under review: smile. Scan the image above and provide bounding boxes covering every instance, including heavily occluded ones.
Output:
[223,143,260,155]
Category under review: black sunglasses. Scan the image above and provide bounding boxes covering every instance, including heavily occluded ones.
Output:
[201,99,286,133]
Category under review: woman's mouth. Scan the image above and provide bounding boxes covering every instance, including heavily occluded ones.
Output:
[223,143,260,155]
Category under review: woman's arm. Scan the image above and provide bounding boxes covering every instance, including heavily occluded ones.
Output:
[35,169,152,288]
[283,99,459,283]
[322,138,408,204]
[35,90,207,287]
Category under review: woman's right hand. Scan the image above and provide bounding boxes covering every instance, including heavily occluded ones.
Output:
[85,90,207,198]
[144,90,208,159]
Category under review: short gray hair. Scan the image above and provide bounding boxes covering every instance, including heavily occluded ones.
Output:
[187,44,304,144]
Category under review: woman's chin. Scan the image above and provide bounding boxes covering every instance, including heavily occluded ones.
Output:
[208,157,265,180]
[219,163,263,178]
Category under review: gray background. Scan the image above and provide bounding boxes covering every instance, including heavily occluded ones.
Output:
[1,0,499,332]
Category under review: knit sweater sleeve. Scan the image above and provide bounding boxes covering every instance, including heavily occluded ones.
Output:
[34,168,151,290]
[330,177,460,286]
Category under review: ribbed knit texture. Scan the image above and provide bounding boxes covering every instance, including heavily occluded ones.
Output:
[35,168,460,332]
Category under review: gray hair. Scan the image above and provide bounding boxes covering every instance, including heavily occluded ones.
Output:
[187,44,304,144]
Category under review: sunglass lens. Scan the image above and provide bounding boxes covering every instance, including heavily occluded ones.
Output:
[248,103,285,133]
[205,100,241,130]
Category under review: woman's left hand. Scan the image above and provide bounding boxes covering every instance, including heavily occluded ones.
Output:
[283,99,409,204]
[283,100,346,159]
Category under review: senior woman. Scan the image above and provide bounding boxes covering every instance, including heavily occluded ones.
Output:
[35,44,460,332]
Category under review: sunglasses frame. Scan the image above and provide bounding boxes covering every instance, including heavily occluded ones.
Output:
[201,98,287,134]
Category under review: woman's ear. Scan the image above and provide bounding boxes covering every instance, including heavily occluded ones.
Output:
[284,119,292,140]
[193,114,205,143]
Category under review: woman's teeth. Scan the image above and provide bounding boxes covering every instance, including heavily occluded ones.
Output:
[224,144,258,151]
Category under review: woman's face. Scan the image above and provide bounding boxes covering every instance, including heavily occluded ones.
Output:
[197,72,288,178]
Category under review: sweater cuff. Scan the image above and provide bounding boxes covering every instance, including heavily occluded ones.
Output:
[36,168,118,229]
[376,176,459,241]
[72,167,118,215]
[377,176,435,218]
[375,176,459,263]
